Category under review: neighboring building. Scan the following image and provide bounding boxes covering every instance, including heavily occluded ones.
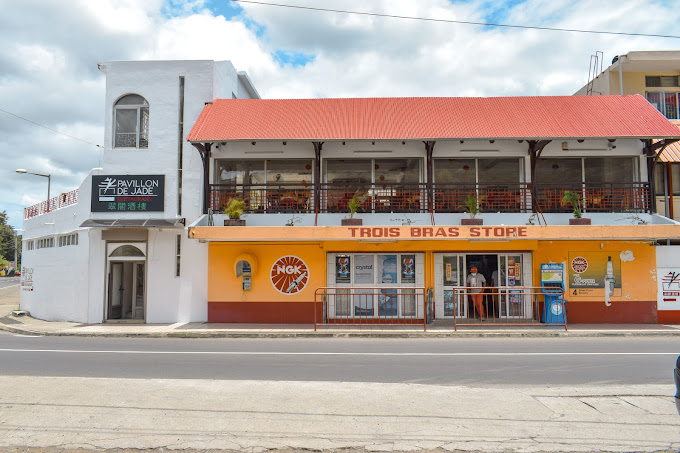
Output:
[574,50,680,220]
[19,61,680,326]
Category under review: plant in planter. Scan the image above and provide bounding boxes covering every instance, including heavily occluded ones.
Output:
[461,193,485,225]
[561,190,591,225]
[341,190,367,226]
[223,198,246,226]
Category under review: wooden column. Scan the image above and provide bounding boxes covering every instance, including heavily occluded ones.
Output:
[527,140,551,213]
[313,142,323,226]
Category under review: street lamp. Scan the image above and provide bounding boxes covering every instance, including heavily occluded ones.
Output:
[16,168,51,206]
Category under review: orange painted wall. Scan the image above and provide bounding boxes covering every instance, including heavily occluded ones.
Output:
[208,242,325,303]
[208,238,660,323]
[532,240,657,322]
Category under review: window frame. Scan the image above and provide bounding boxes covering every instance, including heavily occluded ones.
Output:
[645,90,680,120]
[113,94,149,149]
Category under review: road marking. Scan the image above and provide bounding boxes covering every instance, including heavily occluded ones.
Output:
[0,284,19,291]
[0,349,677,356]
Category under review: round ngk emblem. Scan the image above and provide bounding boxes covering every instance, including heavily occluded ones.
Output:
[571,256,588,274]
[270,255,310,295]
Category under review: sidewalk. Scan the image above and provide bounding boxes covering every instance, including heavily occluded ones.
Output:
[2,284,680,338]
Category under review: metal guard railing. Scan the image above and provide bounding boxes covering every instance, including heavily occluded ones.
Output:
[449,286,567,331]
[314,287,429,331]
[24,189,79,220]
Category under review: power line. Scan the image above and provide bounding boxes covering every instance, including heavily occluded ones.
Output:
[232,0,680,39]
[0,108,103,149]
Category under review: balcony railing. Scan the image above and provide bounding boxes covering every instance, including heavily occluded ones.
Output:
[24,189,79,220]
[209,182,650,215]
[534,182,650,214]
[210,183,314,214]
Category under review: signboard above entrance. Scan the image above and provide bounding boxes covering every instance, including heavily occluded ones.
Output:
[91,175,165,212]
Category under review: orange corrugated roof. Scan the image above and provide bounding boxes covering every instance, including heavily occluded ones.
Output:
[658,124,680,162]
[187,95,680,142]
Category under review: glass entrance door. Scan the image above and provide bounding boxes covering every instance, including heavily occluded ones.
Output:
[441,254,466,318]
[106,242,146,322]
[498,254,525,318]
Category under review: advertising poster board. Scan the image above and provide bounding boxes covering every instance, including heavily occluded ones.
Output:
[568,252,622,298]
[658,268,680,311]
[353,255,374,315]
[335,256,351,283]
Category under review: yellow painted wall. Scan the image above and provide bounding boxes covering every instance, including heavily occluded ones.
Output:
[532,240,657,302]
[610,71,680,96]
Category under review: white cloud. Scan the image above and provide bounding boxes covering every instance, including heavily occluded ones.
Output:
[0,0,679,228]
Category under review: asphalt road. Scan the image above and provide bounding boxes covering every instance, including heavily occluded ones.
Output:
[1,334,678,386]
[0,277,19,290]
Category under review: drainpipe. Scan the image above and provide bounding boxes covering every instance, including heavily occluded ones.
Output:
[618,55,624,95]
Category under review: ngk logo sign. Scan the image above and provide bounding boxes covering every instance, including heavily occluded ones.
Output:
[270,255,309,295]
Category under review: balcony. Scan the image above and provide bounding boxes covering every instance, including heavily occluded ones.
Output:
[209,182,651,215]
[210,182,650,214]
[24,189,79,220]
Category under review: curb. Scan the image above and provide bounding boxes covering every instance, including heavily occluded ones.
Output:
[2,322,680,338]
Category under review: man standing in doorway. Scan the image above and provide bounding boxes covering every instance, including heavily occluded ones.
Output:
[467,266,486,320]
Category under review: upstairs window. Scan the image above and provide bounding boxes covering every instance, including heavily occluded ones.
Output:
[646,76,679,87]
[646,91,680,120]
[114,94,149,148]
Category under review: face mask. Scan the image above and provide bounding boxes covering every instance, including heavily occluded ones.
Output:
[471,272,477,276]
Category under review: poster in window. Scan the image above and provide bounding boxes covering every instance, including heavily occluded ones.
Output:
[401,255,416,283]
[378,255,398,316]
[354,255,374,284]
[336,255,351,283]
[443,256,458,286]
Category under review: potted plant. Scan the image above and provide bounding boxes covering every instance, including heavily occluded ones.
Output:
[223,198,246,226]
[461,193,485,225]
[341,190,366,226]
[561,190,591,225]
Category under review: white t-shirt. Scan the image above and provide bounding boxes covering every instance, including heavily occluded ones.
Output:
[466,273,486,293]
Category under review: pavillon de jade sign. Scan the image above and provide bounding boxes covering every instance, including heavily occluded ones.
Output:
[91,175,165,212]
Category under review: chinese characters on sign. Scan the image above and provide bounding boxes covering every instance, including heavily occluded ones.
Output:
[91,175,165,212]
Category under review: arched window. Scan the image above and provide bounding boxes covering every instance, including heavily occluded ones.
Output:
[114,94,149,148]
[109,245,145,257]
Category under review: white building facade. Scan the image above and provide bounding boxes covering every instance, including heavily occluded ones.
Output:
[19,60,259,323]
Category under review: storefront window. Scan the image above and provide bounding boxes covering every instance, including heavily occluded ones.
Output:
[584,157,634,184]
[536,158,582,184]
[434,159,476,184]
[655,162,680,196]
[326,159,420,185]
[329,253,422,319]
[325,159,371,187]
[478,159,521,184]
[215,160,312,185]
[266,159,312,185]
[216,161,265,185]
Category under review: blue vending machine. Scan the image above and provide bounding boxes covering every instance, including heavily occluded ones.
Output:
[540,263,566,324]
